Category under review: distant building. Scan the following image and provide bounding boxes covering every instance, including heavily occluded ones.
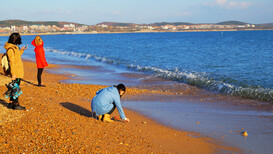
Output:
[11,25,16,31]
[98,24,108,28]
[23,26,28,31]
[64,24,75,28]
[147,26,155,30]
[30,25,39,29]
[161,25,177,30]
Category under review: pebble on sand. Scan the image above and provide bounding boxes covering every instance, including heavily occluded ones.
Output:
[241,131,248,137]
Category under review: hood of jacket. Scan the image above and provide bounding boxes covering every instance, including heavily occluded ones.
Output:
[31,39,44,47]
[107,86,119,95]
[4,42,18,51]
[96,86,119,96]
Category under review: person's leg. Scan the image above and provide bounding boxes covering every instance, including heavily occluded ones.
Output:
[10,78,25,110]
[9,78,20,104]
[103,104,116,122]
[37,68,44,86]
[107,104,116,115]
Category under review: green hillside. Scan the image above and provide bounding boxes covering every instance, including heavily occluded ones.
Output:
[96,22,136,27]
[0,20,84,27]
[216,21,249,25]
[151,22,193,26]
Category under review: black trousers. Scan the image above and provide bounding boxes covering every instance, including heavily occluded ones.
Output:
[107,104,116,115]
[37,68,44,84]
[10,78,21,103]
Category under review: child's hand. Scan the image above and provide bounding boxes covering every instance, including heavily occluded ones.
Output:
[12,75,16,80]
[125,118,130,122]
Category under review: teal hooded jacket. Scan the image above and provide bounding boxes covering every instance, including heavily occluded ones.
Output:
[91,86,126,119]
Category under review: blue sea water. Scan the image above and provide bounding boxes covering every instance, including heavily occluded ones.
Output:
[0,31,272,102]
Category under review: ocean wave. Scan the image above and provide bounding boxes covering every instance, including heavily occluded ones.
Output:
[128,64,273,103]
[45,48,273,103]
[45,48,116,64]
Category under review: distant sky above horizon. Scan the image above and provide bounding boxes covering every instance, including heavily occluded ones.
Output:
[0,0,272,25]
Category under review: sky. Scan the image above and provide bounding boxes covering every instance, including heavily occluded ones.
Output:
[0,0,272,25]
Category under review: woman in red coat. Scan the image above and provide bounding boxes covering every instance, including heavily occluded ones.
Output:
[31,36,48,87]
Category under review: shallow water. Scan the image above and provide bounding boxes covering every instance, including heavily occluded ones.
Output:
[123,97,273,154]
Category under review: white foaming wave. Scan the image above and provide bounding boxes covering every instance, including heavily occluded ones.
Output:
[127,64,273,102]
[45,48,115,63]
[45,48,87,58]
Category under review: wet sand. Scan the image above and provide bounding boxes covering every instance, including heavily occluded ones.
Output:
[0,58,237,153]
[123,95,273,153]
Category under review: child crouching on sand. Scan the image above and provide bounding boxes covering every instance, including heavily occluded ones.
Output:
[91,84,130,122]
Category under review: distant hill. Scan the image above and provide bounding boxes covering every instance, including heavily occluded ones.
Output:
[0,20,84,27]
[96,22,136,27]
[150,22,193,26]
[257,23,273,26]
[97,22,194,27]
[216,21,249,25]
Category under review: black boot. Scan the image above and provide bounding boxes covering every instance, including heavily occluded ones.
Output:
[12,103,26,110]
[7,102,14,109]
[38,83,46,87]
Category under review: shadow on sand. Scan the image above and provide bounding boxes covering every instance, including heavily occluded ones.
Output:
[21,79,39,86]
[59,102,124,122]
[0,72,39,86]
[0,99,9,107]
[60,102,92,117]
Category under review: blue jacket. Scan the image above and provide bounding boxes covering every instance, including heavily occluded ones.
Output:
[91,86,126,119]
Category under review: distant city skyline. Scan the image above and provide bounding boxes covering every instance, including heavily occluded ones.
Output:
[0,0,272,25]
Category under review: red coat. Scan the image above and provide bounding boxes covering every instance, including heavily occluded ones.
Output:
[31,40,48,68]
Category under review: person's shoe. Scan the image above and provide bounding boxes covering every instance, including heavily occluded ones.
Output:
[92,111,98,119]
[103,114,114,122]
[7,102,14,109]
[12,103,26,110]
[97,115,103,121]
[38,83,46,87]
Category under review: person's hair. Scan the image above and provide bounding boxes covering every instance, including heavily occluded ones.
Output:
[115,83,126,92]
[8,33,22,45]
[35,36,43,45]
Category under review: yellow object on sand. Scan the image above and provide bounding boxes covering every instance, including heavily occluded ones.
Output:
[241,131,248,136]
[97,115,103,121]
[103,114,114,123]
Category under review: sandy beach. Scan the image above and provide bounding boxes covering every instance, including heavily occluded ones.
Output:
[0,57,238,153]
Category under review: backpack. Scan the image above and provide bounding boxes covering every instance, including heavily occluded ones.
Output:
[1,48,12,76]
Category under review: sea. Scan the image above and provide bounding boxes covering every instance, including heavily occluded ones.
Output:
[1,30,272,102]
[1,31,273,153]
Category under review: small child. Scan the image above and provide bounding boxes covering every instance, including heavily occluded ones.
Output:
[91,84,130,122]
[31,36,48,87]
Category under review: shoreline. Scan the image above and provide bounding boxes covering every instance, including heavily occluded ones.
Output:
[0,56,237,153]
[0,29,272,36]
